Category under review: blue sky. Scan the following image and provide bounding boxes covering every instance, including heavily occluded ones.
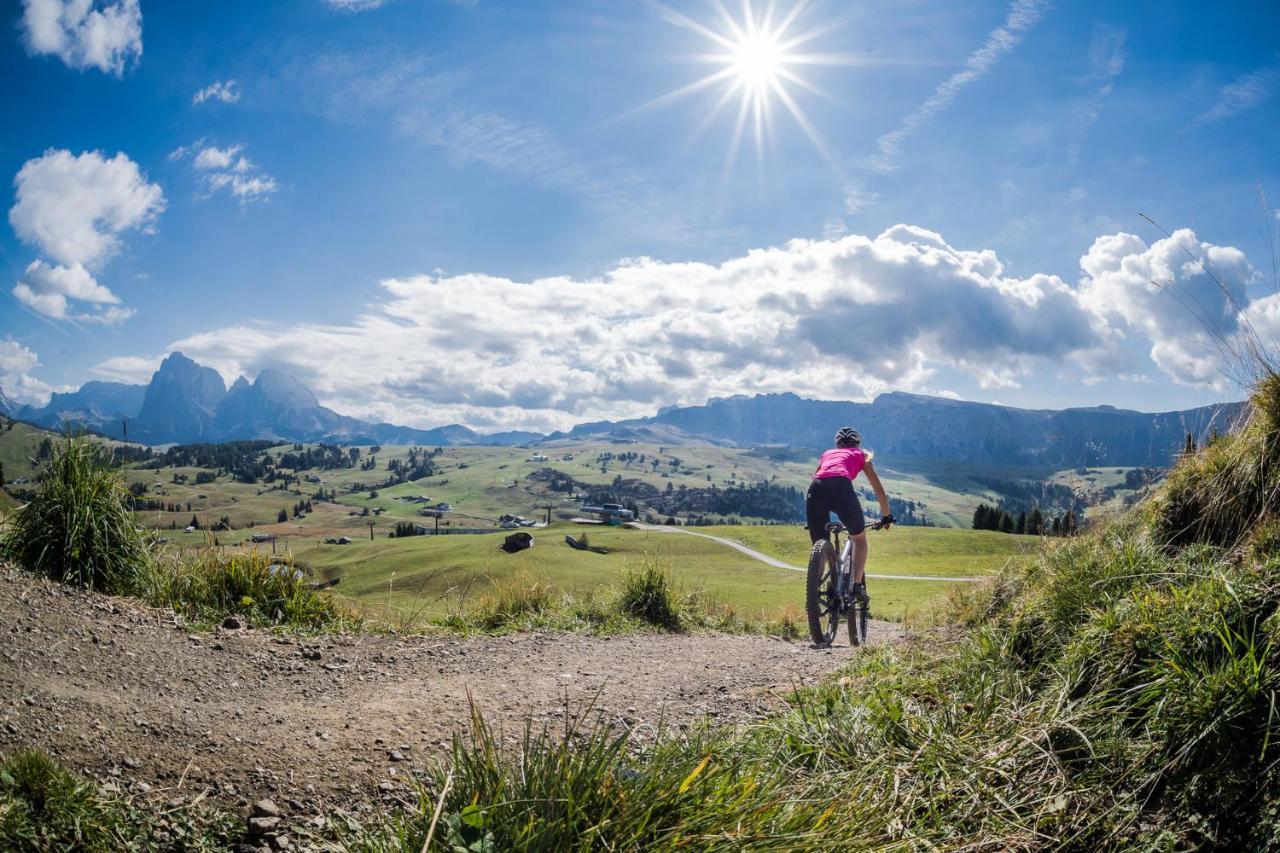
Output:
[2,0,1278,432]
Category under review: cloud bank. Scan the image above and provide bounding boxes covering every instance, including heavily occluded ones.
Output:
[99,225,1257,432]
[20,0,142,76]
[9,149,163,324]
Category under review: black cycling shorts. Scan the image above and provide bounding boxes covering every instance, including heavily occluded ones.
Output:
[805,476,865,543]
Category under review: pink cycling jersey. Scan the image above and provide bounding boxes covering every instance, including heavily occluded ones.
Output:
[812,447,866,481]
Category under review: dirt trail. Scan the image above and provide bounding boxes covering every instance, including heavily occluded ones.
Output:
[0,567,897,810]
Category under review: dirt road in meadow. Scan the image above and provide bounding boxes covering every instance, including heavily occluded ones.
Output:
[0,565,899,813]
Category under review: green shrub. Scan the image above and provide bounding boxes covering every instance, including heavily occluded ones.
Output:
[472,571,557,629]
[0,749,238,851]
[143,549,356,630]
[0,432,150,593]
[617,560,681,629]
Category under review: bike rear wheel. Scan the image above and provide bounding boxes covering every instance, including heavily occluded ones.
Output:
[806,540,840,646]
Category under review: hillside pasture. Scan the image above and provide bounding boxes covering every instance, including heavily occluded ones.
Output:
[288,522,1027,626]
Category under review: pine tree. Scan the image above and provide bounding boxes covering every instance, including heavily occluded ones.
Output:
[1063,510,1077,535]
[1000,511,1015,533]
[973,504,989,530]
[1052,516,1062,535]
[277,508,288,523]
[1184,432,1197,456]
[1028,507,1044,536]
[1016,511,1027,535]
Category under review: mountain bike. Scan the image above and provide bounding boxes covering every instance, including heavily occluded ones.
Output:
[806,517,893,647]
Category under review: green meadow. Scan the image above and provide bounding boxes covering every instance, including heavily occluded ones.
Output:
[288,521,1034,625]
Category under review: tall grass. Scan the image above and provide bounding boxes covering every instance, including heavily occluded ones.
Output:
[142,548,360,630]
[0,432,151,593]
[0,749,239,851]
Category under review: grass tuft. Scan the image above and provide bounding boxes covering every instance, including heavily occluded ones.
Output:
[0,749,239,851]
[0,432,151,593]
[617,559,682,630]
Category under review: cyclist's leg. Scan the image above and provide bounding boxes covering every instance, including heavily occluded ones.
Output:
[805,480,831,545]
[831,480,868,584]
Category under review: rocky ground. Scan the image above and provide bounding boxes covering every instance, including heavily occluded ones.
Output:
[0,565,897,831]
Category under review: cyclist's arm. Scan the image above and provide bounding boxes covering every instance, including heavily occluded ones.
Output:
[862,461,892,521]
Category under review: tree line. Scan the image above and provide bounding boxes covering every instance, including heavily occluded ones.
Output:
[972,503,1078,536]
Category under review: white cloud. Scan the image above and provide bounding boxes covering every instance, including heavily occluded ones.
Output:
[0,340,57,406]
[8,149,160,324]
[323,0,386,9]
[9,149,164,268]
[172,142,278,203]
[20,0,142,76]
[1079,229,1255,388]
[91,354,161,384]
[13,260,133,324]
[193,79,240,105]
[868,0,1049,173]
[101,224,1160,432]
[1196,65,1280,126]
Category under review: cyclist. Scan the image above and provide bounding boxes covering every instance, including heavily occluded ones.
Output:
[806,427,893,604]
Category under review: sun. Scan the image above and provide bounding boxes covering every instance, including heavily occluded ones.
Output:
[731,30,785,90]
[641,1,850,170]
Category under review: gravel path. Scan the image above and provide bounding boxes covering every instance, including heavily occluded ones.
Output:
[0,567,897,810]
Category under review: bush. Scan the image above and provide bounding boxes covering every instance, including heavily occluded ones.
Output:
[143,549,356,631]
[617,560,681,629]
[0,433,150,593]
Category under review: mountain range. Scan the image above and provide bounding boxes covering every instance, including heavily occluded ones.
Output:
[1,352,1245,468]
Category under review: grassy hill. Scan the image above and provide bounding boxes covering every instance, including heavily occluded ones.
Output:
[286,522,1035,624]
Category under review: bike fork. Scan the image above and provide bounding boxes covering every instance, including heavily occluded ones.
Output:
[838,538,854,604]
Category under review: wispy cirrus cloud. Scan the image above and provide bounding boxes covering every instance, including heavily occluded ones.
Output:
[1067,24,1126,165]
[169,141,278,203]
[868,0,1051,174]
[284,52,701,242]
[1195,64,1280,126]
[193,79,239,105]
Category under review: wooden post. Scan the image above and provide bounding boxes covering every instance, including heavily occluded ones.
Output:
[368,521,375,541]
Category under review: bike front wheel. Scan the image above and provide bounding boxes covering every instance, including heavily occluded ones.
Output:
[847,599,868,646]
[806,539,840,646]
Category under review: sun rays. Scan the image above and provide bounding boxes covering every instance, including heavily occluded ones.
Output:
[644,0,852,173]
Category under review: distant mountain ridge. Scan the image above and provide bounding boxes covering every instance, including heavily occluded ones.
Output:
[4,353,1244,467]
[11,352,532,447]
[553,391,1245,468]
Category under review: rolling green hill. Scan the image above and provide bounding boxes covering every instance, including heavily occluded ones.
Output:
[284,521,1035,624]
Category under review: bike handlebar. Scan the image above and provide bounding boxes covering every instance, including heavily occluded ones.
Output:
[870,515,896,531]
